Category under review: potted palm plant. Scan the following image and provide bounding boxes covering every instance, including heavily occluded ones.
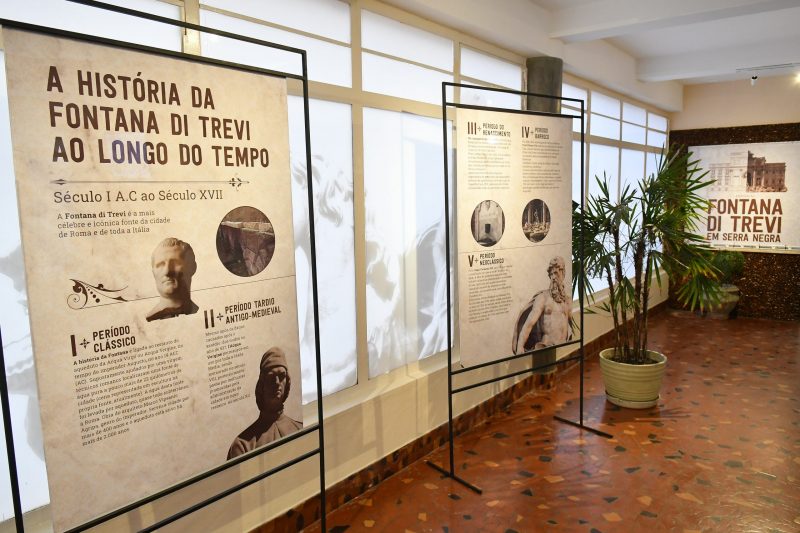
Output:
[573,147,722,408]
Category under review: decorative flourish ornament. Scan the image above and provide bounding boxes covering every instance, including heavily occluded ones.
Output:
[67,279,128,309]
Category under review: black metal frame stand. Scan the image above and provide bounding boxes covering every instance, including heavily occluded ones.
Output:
[0,1,328,531]
[425,82,611,494]
[0,328,24,533]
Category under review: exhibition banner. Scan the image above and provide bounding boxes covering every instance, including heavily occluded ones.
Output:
[691,141,798,250]
[456,108,573,367]
[3,29,303,530]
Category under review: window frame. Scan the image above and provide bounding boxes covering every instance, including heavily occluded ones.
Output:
[564,74,669,206]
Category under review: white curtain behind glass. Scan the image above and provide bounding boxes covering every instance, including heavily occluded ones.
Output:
[364,109,452,378]
[0,0,181,48]
[287,97,357,403]
[586,143,620,293]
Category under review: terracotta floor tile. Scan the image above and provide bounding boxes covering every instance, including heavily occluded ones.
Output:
[305,314,800,533]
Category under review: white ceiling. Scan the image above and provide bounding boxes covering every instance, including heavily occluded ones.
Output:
[386,0,800,85]
[538,0,800,84]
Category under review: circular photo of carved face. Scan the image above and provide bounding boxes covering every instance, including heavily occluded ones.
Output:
[522,199,551,243]
[471,199,505,247]
[216,206,275,277]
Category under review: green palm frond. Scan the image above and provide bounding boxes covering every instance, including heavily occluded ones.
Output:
[573,145,723,363]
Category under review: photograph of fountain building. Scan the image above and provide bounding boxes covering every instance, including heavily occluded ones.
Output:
[747,150,788,192]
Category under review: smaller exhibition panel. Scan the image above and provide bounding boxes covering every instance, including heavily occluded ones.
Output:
[456,107,574,366]
[429,87,609,493]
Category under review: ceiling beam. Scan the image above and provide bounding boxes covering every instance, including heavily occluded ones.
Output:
[636,37,800,82]
[550,0,800,42]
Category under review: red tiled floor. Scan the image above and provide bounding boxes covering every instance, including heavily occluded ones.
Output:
[305,313,800,532]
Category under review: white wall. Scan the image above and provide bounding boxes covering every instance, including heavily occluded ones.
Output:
[671,75,800,130]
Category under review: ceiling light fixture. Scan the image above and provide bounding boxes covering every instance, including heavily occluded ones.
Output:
[751,76,758,86]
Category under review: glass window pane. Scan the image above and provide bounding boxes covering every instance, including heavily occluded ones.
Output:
[460,85,521,110]
[590,114,620,140]
[622,102,646,125]
[591,91,620,118]
[288,98,357,402]
[201,10,351,87]
[203,0,351,43]
[620,149,645,194]
[586,143,618,295]
[622,122,646,144]
[646,151,661,179]
[572,114,584,134]
[561,105,585,133]
[647,130,667,149]
[569,113,585,134]
[648,112,668,131]
[362,10,453,71]
[362,52,453,105]
[0,0,181,50]
[562,83,587,104]
[461,48,521,89]
[364,109,452,377]
[589,143,619,202]
[620,149,646,277]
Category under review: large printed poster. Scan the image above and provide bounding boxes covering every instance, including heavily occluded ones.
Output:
[456,108,573,367]
[690,142,798,250]
[3,29,303,530]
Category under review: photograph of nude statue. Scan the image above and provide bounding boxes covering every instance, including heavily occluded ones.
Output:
[511,255,572,354]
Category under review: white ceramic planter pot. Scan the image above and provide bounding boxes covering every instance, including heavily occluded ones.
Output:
[598,348,667,409]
